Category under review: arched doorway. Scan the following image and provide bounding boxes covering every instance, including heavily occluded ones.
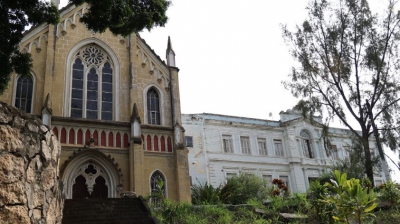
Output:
[71,163,109,199]
[60,148,124,199]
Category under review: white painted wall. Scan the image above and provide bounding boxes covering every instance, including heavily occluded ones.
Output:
[183,113,388,193]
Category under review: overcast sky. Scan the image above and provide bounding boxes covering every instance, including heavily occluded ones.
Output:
[58,0,399,180]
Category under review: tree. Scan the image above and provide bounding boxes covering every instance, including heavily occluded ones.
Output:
[0,0,59,94]
[331,138,381,181]
[0,0,170,94]
[282,0,400,184]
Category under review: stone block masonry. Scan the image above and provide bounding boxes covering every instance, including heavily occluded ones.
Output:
[0,101,64,224]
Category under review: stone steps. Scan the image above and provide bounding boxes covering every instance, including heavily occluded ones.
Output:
[62,197,157,224]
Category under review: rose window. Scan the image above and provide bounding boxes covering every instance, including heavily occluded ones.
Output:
[82,46,104,66]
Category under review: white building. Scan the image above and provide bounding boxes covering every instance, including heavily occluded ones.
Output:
[183,110,388,193]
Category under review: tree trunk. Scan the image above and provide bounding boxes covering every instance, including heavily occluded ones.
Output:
[362,134,374,185]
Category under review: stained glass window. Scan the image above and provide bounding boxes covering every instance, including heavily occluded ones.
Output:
[70,45,113,120]
[15,75,33,113]
[150,170,165,207]
[147,88,160,124]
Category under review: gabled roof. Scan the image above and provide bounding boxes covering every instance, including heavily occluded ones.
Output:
[22,3,75,39]
[21,3,169,69]
[136,33,168,68]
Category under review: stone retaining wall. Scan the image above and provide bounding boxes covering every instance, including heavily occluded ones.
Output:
[0,102,64,223]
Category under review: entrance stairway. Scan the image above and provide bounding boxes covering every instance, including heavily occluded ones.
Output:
[62,197,158,224]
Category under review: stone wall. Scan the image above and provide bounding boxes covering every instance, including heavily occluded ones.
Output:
[0,102,64,223]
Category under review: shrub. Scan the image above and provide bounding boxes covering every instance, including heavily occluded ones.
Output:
[151,199,271,223]
[377,181,400,206]
[270,178,290,197]
[220,174,269,205]
[191,182,222,205]
[307,180,334,223]
[320,170,378,224]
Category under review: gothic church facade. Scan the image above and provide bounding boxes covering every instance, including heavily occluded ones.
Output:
[0,3,191,202]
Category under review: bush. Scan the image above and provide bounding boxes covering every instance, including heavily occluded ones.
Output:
[220,174,269,205]
[270,178,290,197]
[307,180,334,223]
[151,199,271,223]
[377,181,400,206]
[191,182,222,205]
[320,170,378,224]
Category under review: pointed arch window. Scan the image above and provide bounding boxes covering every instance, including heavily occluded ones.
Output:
[70,45,113,120]
[15,75,33,113]
[300,131,314,158]
[147,88,160,125]
[150,170,166,207]
[72,163,108,199]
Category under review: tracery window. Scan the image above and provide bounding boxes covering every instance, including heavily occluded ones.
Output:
[301,131,314,158]
[72,163,108,199]
[147,88,160,124]
[70,45,113,120]
[150,171,166,207]
[15,75,33,113]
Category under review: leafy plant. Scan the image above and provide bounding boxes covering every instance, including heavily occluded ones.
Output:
[270,178,289,197]
[151,199,270,223]
[307,180,334,223]
[377,181,400,206]
[320,170,378,224]
[220,174,269,205]
[191,182,222,205]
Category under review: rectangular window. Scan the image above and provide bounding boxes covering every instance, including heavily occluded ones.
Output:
[240,137,251,154]
[274,140,284,157]
[375,179,383,186]
[222,135,234,153]
[308,177,318,185]
[327,145,339,160]
[262,175,273,186]
[343,146,350,158]
[279,176,289,189]
[258,138,267,156]
[185,136,193,147]
[225,172,237,183]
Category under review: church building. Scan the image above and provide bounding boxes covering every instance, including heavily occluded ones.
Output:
[0,2,191,202]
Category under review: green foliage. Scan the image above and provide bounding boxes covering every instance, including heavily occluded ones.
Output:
[374,206,400,224]
[0,0,59,94]
[155,199,192,223]
[0,0,170,95]
[151,199,270,224]
[153,172,399,223]
[70,0,170,36]
[331,140,381,182]
[220,174,269,205]
[282,0,400,182]
[307,180,334,223]
[191,182,222,205]
[266,193,309,216]
[320,170,378,224]
[377,181,400,206]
